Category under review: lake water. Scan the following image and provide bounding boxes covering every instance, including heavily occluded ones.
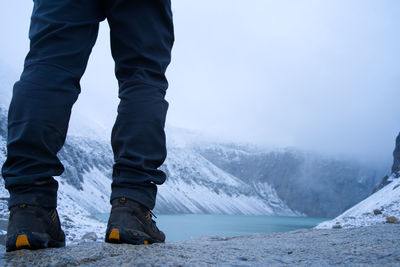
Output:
[96,214,329,242]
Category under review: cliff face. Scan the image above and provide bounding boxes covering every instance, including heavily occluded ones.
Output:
[198,146,382,218]
[373,132,400,193]
[392,132,400,175]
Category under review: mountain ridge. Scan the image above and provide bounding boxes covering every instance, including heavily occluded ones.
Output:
[0,105,387,243]
[196,144,382,217]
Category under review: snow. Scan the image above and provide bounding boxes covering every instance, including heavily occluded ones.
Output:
[0,123,300,244]
[53,165,114,243]
[157,177,296,216]
[3,102,392,242]
[56,188,106,245]
[165,147,243,187]
[155,146,299,216]
[0,139,110,243]
[57,167,111,215]
[316,175,400,229]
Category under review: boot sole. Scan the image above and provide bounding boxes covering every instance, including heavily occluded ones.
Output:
[105,227,162,245]
[6,231,65,252]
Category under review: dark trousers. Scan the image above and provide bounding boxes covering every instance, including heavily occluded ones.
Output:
[1,0,174,210]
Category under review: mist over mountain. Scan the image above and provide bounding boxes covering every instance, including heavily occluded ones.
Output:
[0,105,298,217]
[0,104,385,219]
[372,132,400,193]
[317,132,400,229]
[197,144,382,217]
[0,1,399,248]
[0,64,389,220]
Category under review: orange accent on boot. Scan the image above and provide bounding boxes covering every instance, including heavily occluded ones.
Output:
[143,240,149,245]
[16,234,31,249]
[145,212,151,221]
[109,228,120,241]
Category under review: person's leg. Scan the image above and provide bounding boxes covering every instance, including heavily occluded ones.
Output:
[3,0,106,252]
[104,0,174,245]
[1,0,104,209]
[105,0,174,210]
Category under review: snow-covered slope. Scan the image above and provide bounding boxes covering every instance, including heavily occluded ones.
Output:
[197,143,383,218]
[316,175,400,229]
[156,146,297,215]
[0,105,300,243]
[57,136,300,243]
[0,103,389,243]
[0,127,111,243]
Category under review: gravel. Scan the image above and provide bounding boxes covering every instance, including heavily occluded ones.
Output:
[0,224,399,266]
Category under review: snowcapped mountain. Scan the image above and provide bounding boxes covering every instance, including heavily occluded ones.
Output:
[0,105,300,243]
[58,132,299,218]
[196,143,383,218]
[316,174,400,229]
[0,103,388,243]
[156,146,296,215]
[317,132,400,229]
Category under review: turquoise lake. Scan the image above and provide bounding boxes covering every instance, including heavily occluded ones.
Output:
[97,214,329,242]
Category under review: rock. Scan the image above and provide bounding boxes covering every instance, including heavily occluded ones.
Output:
[373,175,390,193]
[386,216,398,224]
[373,209,382,215]
[373,132,400,193]
[0,235,6,246]
[81,232,98,241]
[1,225,400,266]
[332,224,342,229]
[392,133,400,174]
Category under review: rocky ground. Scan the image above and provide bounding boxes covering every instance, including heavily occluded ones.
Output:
[0,224,398,266]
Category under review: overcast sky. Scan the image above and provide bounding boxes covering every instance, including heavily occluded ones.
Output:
[0,1,399,164]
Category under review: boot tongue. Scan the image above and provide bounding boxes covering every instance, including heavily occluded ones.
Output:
[125,199,153,219]
[111,197,148,213]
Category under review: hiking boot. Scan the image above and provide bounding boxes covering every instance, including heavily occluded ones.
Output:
[6,204,66,252]
[105,197,165,245]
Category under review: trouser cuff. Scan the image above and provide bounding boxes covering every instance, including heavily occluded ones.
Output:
[8,191,57,209]
[110,185,157,210]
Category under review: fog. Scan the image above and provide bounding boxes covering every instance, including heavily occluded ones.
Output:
[1,0,399,164]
